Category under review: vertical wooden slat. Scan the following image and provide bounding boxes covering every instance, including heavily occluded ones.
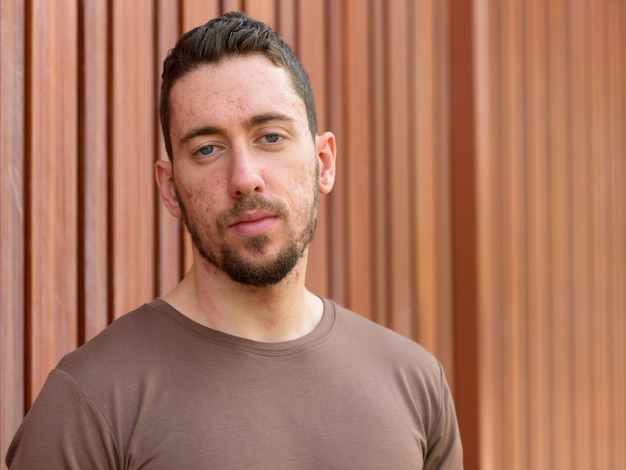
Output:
[546,1,573,467]
[156,0,184,295]
[589,3,610,467]
[325,0,347,307]
[244,0,274,27]
[110,0,156,318]
[525,0,551,467]
[221,0,242,14]
[433,0,455,376]
[276,0,296,48]
[386,0,413,338]
[179,1,220,45]
[449,0,480,468]
[412,0,454,373]
[80,0,109,342]
[608,3,626,467]
[370,0,389,329]
[475,0,504,468]
[343,0,372,318]
[298,0,329,297]
[568,1,592,468]
[27,0,78,402]
[500,1,527,468]
[0,0,25,461]
[413,0,437,350]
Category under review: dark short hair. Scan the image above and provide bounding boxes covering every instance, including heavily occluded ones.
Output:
[160,11,318,160]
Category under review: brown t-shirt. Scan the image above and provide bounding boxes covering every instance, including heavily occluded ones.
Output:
[6,298,462,469]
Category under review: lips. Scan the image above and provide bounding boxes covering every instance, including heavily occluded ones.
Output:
[229,211,278,237]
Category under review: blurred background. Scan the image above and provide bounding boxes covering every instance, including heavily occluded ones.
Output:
[1,1,624,469]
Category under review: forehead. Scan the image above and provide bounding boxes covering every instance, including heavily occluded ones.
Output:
[169,56,307,137]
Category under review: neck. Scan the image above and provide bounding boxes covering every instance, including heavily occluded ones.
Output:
[162,252,323,342]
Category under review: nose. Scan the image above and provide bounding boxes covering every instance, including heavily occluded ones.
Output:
[227,144,265,198]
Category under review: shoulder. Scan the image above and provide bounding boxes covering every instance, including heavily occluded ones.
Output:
[55,300,180,392]
[324,299,462,465]
[327,299,442,374]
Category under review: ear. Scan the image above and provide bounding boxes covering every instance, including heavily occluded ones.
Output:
[155,160,183,218]
[315,131,337,195]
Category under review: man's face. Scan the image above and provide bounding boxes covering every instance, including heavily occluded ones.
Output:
[163,56,334,286]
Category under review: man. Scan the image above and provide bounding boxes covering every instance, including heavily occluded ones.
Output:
[7,12,462,469]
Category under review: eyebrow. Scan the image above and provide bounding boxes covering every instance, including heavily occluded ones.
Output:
[178,113,296,146]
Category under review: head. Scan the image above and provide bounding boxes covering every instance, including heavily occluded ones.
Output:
[156,15,336,288]
[160,11,318,160]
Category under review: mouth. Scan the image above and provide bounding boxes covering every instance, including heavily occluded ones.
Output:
[229,211,278,237]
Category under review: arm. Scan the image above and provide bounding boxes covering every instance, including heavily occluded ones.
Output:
[423,363,464,469]
[6,369,119,469]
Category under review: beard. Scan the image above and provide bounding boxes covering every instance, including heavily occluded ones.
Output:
[175,174,320,287]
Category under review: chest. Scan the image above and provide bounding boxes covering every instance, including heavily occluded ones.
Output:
[120,355,426,469]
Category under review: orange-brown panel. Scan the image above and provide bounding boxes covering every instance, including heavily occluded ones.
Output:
[385,0,414,339]
[589,4,611,467]
[500,1,527,468]
[81,0,110,342]
[413,0,437,350]
[525,0,551,467]
[221,0,242,15]
[244,0,275,27]
[412,0,454,368]
[276,0,296,48]
[298,0,329,297]
[110,0,156,318]
[608,3,626,466]
[546,2,573,468]
[369,0,389,329]
[324,0,347,306]
[474,0,504,468]
[343,0,373,319]
[0,0,25,461]
[28,0,79,402]
[156,0,185,295]
[181,0,220,31]
[449,0,480,468]
[568,2,593,468]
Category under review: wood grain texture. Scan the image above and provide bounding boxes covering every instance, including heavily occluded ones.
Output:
[156,0,184,296]
[386,0,414,339]
[27,0,79,402]
[110,0,156,318]
[298,0,330,297]
[343,0,373,318]
[0,0,25,460]
[80,0,109,342]
[525,0,550,467]
[449,0,480,467]
[474,0,626,468]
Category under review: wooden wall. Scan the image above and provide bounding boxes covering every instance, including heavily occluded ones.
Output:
[1,1,624,469]
[474,0,626,468]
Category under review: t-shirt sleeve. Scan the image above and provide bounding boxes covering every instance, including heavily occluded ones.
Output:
[6,368,119,470]
[423,362,464,469]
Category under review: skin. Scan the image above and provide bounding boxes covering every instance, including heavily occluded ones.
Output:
[155,55,336,342]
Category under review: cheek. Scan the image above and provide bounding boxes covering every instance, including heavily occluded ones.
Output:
[280,164,318,211]
[278,156,318,188]
[177,181,217,217]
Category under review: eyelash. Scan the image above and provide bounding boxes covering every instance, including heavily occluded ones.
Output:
[191,132,286,158]
[261,133,282,144]
[194,144,222,158]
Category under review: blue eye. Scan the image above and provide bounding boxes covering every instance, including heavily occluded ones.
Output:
[263,134,281,143]
[198,145,215,156]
